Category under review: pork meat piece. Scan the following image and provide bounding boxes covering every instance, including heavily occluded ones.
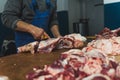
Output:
[86,37,120,55]
[96,27,119,39]
[82,74,111,80]
[17,41,39,54]
[37,38,60,53]
[63,33,86,48]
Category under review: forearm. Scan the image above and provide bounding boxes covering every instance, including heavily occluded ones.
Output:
[15,20,34,33]
[51,25,61,38]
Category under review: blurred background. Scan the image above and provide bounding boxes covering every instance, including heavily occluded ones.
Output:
[0,0,120,55]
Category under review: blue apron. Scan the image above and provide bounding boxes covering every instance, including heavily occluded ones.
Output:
[15,0,53,47]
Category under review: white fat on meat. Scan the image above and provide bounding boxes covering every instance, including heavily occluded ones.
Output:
[87,37,120,55]
[61,49,84,55]
[0,76,9,80]
[112,37,120,43]
[82,74,111,80]
[33,75,53,80]
[64,33,86,48]
[116,63,120,78]
[88,39,112,54]
[17,41,39,54]
[37,38,60,49]
[65,33,87,42]
[81,58,103,75]
[46,66,64,76]
[37,38,60,53]
[63,54,86,70]
[60,49,85,67]
[84,49,107,58]
[66,55,86,63]
[107,68,115,78]
[83,49,109,64]
[43,62,64,76]
[57,38,74,49]
[111,27,120,33]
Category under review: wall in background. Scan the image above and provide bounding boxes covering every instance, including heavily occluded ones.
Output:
[68,0,81,33]
[104,0,120,4]
[57,0,68,11]
[57,0,69,35]
[86,0,104,35]
[104,2,120,29]
[0,0,7,13]
[0,0,67,12]
[57,0,81,34]
[57,11,69,36]
[0,0,7,53]
[58,0,104,35]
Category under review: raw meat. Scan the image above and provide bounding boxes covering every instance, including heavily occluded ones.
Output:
[26,49,120,80]
[17,33,86,54]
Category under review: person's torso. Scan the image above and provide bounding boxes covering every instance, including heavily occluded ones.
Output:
[15,0,56,47]
[21,0,56,23]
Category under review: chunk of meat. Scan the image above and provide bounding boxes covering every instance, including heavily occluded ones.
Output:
[82,74,111,80]
[116,63,120,78]
[81,58,103,75]
[17,41,39,54]
[96,27,119,39]
[86,37,120,55]
[18,33,86,54]
[37,38,60,53]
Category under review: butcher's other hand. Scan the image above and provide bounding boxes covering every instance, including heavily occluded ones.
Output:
[29,25,50,40]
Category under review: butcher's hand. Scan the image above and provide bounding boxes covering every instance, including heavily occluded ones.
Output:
[16,21,50,40]
[29,25,50,40]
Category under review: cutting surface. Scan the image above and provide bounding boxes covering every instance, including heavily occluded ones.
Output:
[0,36,120,80]
[0,49,68,80]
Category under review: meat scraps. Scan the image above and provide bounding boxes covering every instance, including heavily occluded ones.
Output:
[96,27,120,39]
[26,49,120,80]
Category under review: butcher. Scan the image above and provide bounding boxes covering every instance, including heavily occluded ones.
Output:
[1,0,61,50]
